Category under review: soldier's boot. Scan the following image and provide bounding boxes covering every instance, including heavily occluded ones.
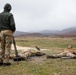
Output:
[47,55,61,59]
[73,56,76,59]
[0,58,3,66]
[3,62,11,66]
[47,55,56,59]
[3,56,11,66]
[3,60,11,66]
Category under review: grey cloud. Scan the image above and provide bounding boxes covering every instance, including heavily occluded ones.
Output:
[0,0,76,32]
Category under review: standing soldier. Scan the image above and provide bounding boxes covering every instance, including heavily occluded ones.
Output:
[0,3,16,66]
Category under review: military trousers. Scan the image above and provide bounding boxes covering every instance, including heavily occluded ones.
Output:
[0,30,13,63]
[53,50,76,58]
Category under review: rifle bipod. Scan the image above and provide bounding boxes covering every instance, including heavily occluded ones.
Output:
[12,36,24,64]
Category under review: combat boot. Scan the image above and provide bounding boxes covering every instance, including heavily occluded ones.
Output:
[0,59,3,66]
[3,62,11,66]
[47,55,55,59]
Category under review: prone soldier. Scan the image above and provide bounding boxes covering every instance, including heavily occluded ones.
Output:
[47,45,76,59]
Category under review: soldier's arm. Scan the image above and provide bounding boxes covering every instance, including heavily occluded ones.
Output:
[9,14,16,32]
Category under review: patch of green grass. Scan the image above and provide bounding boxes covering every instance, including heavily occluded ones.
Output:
[0,58,76,75]
[0,37,76,75]
[16,37,76,49]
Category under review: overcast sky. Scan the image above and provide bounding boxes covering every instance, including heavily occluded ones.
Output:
[0,0,76,32]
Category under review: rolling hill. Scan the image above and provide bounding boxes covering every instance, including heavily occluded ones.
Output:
[14,27,76,37]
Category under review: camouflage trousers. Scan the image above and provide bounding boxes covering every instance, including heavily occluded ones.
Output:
[0,30,13,63]
[53,50,76,58]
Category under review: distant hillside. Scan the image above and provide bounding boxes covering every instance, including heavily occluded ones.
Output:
[13,31,28,36]
[40,27,76,36]
[39,30,60,35]
[21,33,44,37]
[61,27,76,34]
[58,27,76,36]
[13,31,44,37]
[14,27,76,37]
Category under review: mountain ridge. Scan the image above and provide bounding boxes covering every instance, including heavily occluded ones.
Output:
[14,27,76,37]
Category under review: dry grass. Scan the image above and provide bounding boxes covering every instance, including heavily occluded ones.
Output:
[0,37,76,75]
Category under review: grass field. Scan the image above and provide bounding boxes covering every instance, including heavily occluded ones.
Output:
[16,37,76,48]
[0,37,76,75]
